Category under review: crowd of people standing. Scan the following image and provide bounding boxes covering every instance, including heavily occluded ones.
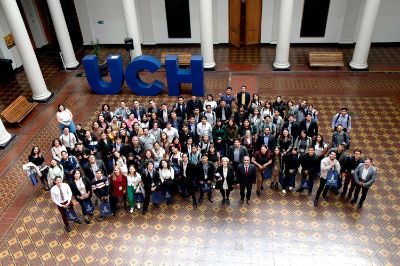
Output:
[27,86,377,232]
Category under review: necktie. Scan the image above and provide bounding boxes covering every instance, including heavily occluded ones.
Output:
[245,166,248,176]
[242,93,246,105]
[59,186,65,202]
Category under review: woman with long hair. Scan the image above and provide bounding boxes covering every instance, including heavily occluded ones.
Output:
[113,151,128,175]
[70,170,93,224]
[293,130,312,156]
[270,147,282,190]
[241,129,255,158]
[212,119,226,156]
[126,166,143,213]
[48,159,64,187]
[207,144,220,170]
[159,159,175,204]
[101,104,113,123]
[51,138,67,162]
[159,132,171,153]
[226,119,239,148]
[97,114,109,132]
[251,145,271,196]
[141,150,156,170]
[56,104,76,134]
[277,129,293,156]
[109,167,127,214]
[261,102,273,119]
[249,108,262,135]
[28,146,50,190]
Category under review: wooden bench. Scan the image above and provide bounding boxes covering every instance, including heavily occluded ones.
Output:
[1,96,37,125]
[309,51,344,68]
[161,52,192,67]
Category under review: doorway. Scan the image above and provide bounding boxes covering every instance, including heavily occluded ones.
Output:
[32,0,83,51]
[229,0,262,47]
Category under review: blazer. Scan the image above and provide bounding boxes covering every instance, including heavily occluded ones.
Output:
[130,107,146,120]
[196,161,215,182]
[236,163,256,184]
[236,92,251,108]
[113,142,128,158]
[300,120,318,138]
[186,99,203,116]
[256,134,276,151]
[83,160,108,181]
[282,121,300,140]
[215,105,232,121]
[172,103,187,120]
[215,166,235,190]
[354,163,377,188]
[228,145,249,164]
[142,169,161,191]
[70,176,93,201]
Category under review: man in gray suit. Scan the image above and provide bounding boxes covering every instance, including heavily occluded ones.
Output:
[351,157,377,209]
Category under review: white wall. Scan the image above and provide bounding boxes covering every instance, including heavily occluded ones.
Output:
[20,0,47,48]
[0,5,23,69]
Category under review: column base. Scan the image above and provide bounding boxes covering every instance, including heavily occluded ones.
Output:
[348,62,369,71]
[273,64,290,71]
[0,133,16,149]
[204,67,215,71]
[65,62,81,70]
[30,92,54,103]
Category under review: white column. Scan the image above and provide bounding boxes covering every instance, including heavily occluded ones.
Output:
[349,0,382,70]
[199,0,216,69]
[273,0,294,70]
[0,0,52,101]
[0,119,12,147]
[122,0,142,59]
[46,0,79,69]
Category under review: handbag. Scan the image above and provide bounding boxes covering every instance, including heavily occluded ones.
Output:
[82,199,94,214]
[326,169,339,187]
[201,183,211,193]
[100,201,112,217]
[263,168,272,180]
[65,207,79,221]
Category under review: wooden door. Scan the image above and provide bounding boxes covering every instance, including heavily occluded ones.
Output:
[245,0,262,45]
[229,0,241,47]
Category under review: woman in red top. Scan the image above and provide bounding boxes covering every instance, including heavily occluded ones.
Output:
[109,167,127,214]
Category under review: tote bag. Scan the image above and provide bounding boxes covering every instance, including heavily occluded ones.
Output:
[65,207,79,221]
[82,199,94,214]
[100,201,112,217]
[326,169,339,187]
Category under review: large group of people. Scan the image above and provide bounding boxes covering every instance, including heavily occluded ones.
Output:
[27,86,378,232]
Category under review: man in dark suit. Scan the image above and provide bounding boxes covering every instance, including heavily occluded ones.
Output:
[300,113,318,140]
[172,96,187,120]
[157,103,170,129]
[236,85,251,109]
[169,111,184,131]
[283,114,300,140]
[181,153,198,209]
[236,156,256,205]
[351,157,377,209]
[130,100,146,121]
[141,161,161,214]
[186,95,203,117]
[228,139,249,172]
[83,154,108,181]
[215,100,232,124]
[197,154,215,203]
[256,127,276,151]
[147,99,159,114]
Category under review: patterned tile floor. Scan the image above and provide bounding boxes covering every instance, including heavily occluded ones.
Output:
[0,45,400,265]
[0,72,400,265]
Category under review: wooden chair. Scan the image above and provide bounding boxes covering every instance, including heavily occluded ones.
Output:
[1,96,37,126]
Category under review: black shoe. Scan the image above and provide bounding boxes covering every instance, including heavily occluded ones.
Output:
[198,198,203,203]
[314,200,318,207]
[99,216,104,221]
[246,200,250,205]
[193,203,198,210]
[208,198,214,203]
[85,219,91,224]
[65,225,72,232]
[154,203,160,208]
[142,209,147,214]
[239,199,244,204]
[74,219,82,224]
[323,195,329,201]
[350,199,357,204]
[296,187,304,193]
[222,198,226,205]
[274,183,279,190]
[261,185,264,191]
[270,183,274,189]
[340,192,345,198]
[226,199,230,205]
[347,194,352,200]
[357,203,363,209]
[256,191,261,197]
[308,191,312,197]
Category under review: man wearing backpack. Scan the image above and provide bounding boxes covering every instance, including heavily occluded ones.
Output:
[60,151,79,183]
[332,107,352,133]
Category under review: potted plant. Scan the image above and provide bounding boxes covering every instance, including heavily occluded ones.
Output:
[91,40,108,76]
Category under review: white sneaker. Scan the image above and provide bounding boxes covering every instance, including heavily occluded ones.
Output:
[288,187,293,191]
[129,208,134,214]
[282,190,286,194]
[137,203,141,209]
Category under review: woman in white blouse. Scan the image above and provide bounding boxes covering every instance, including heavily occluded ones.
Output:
[215,157,235,205]
[48,159,64,187]
[152,142,166,168]
[113,151,128,175]
[51,138,67,162]
[203,94,217,110]
[126,166,143,213]
[159,160,175,205]
[70,170,93,224]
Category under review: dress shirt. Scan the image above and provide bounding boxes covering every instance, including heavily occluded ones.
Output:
[51,183,72,206]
